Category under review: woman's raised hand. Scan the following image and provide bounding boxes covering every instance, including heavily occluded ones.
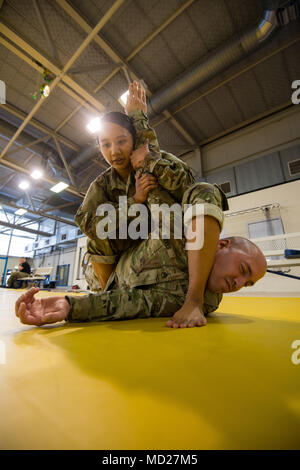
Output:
[125,81,147,114]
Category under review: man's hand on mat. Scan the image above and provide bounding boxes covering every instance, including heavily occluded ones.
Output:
[15,287,70,326]
[166,302,207,328]
[125,81,147,114]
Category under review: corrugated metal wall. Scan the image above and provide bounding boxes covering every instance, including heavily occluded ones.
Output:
[203,142,300,196]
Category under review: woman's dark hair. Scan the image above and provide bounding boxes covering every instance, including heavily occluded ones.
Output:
[101,111,136,146]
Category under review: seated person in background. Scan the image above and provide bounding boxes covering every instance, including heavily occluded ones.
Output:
[14,234,267,329]
[7,257,31,288]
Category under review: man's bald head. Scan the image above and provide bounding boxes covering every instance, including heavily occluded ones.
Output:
[207,236,267,294]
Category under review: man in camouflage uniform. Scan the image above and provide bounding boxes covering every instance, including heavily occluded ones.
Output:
[68,182,228,323]
[14,182,266,328]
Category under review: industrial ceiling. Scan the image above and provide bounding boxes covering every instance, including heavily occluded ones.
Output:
[0,0,299,229]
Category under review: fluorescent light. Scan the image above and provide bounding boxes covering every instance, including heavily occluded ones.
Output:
[18,180,30,190]
[15,208,27,215]
[87,117,102,134]
[31,169,43,179]
[119,90,129,107]
[50,182,69,193]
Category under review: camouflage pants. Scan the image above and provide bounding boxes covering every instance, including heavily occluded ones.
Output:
[66,278,188,323]
[7,271,30,288]
[84,185,180,291]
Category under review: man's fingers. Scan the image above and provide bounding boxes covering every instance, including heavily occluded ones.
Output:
[23,286,39,300]
[18,304,43,326]
[18,302,28,324]
[15,296,23,317]
[15,290,31,316]
[15,301,20,317]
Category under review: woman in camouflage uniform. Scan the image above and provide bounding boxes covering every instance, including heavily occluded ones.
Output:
[75,82,194,291]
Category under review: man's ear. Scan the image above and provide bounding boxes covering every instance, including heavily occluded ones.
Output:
[218,238,231,249]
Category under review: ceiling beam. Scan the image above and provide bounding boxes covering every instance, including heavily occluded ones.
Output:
[25,190,37,213]
[43,201,79,213]
[0,102,79,152]
[53,135,76,187]
[55,0,196,146]
[0,199,78,226]
[5,135,51,157]
[0,36,100,119]
[0,0,124,161]
[0,220,53,237]
[0,152,35,191]
[32,0,62,67]
[0,158,84,198]
[0,216,45,235]
[0,22,106,113]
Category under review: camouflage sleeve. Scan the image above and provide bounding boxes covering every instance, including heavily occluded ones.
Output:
[203,290,223,316]
[74,176,136,240]
[65,281,185,322]
[181,182,229,231]
[141,151,195,199]
[128,109,160,153]
[128,110,195,200]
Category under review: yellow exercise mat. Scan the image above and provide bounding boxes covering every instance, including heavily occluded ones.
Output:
[0,288,300,449]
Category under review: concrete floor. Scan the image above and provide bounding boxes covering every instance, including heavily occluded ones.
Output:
[0,287,300,449]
